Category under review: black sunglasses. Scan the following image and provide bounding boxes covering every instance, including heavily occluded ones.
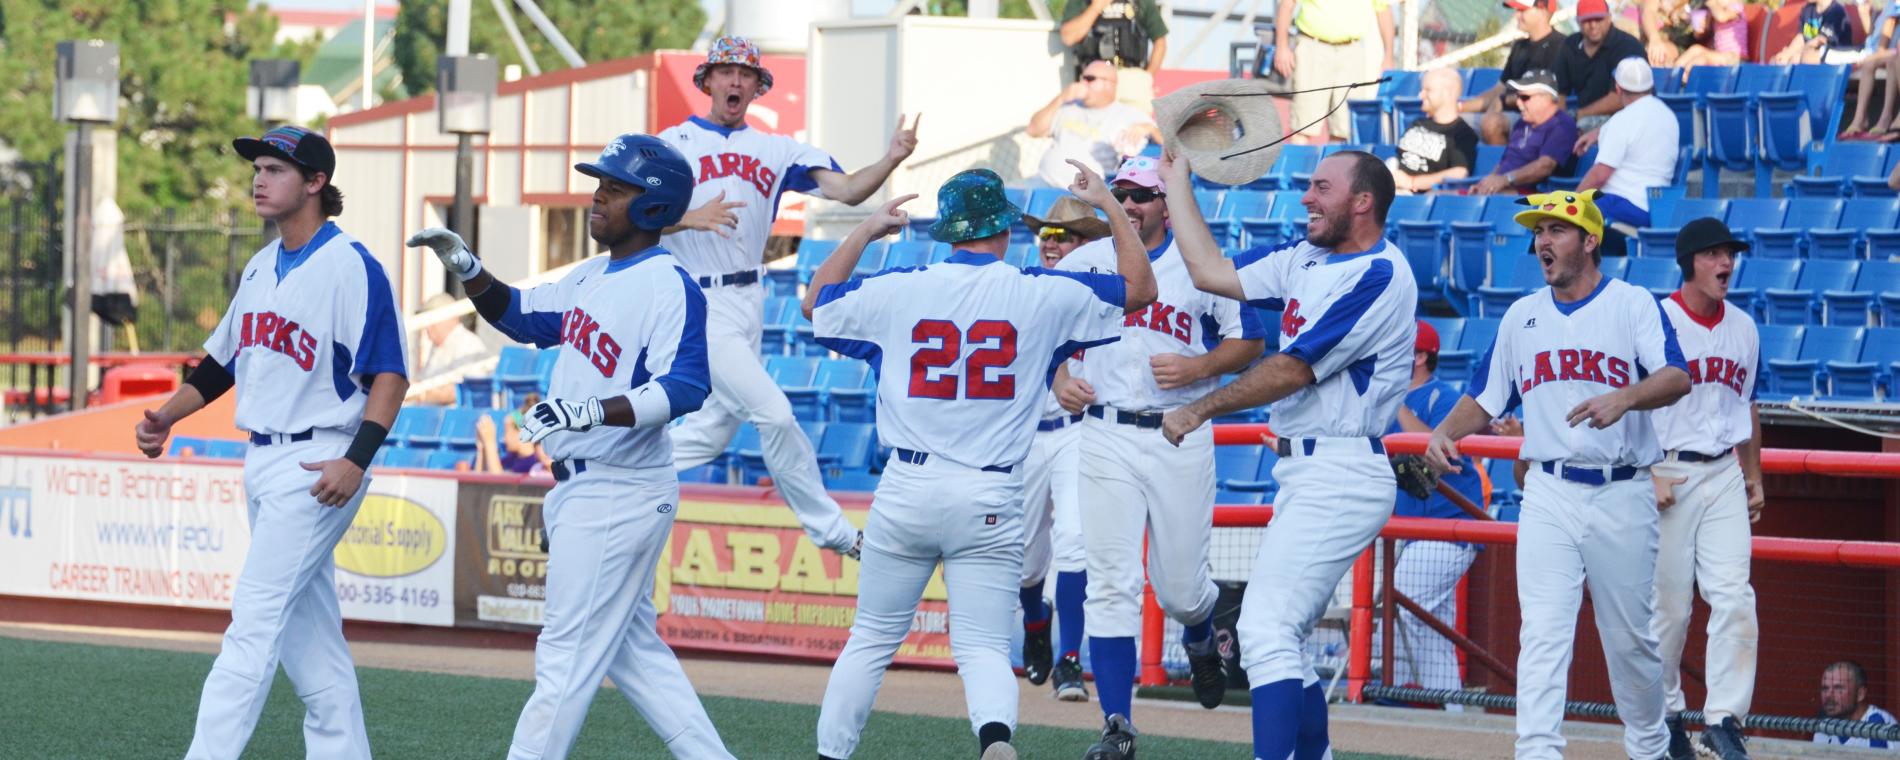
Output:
[1082,75,1100,82]
[1111,187,1164,204]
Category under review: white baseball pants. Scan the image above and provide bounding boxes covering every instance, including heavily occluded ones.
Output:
[1383,540,1477,693]
[1651,455,1758,725]
[1514,469,1667,760]
[1021,421,1086,587]
[1238,443,1394,688]
[667,283,857,552]
[187,438,371,760]
[817,458,1024,758]
[507,464,732,760]
[1078,416,1217,638]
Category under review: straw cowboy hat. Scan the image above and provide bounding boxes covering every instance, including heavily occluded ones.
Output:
[1020,197,1111,241]
[1151,79,1287,186]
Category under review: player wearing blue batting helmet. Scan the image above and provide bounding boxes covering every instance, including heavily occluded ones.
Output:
[575,133,696,232]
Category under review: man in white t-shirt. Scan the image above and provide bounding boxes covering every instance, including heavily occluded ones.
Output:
[1575,57,1679,232]
[413,292,488,405]
[1027,61,1161,187]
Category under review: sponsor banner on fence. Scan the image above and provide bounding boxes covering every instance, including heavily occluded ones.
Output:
[454,482,954,668]
[0,452,458,626]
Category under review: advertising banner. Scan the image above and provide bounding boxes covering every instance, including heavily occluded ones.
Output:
[455,483,954,668]
[0,452,458,627]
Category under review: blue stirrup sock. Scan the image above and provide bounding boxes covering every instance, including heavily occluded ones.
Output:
[1296,683,1330,759]
[1056,570,1087,656]
[1020,581,1049,626]
[1250,679,1303,760]
[1090,636,1137,719]
[1182,614,1214,648]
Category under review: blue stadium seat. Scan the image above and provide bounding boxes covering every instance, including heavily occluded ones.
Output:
[829,370,877,423]
[1812,198,1900,260]
[884,240,933,269]
[767,355,820,390]
[380,446,429,469]
[1822,260,1900,327]
[1216,489,1267,505]
[1348,99,1388,144]
[678,464,727,484]
[1765,260,1857,324]
[457,375,497,408]
[1623,257,1682,299]
[784,358,865,421]
[1702,64,1790,196]
[1728,258,1799,318]
[392,406,446,449]
[1392,97,1426,139]
[1025,188,1066,218]
[1598,255,1629,282]
[1383,195,1431,239]
[1659,65,1735,156]
[426,449,473,471]
[1825,326,1900,399]
[1752,198,1843,259]
[1760,64,1851,179]
[1438,317,1500,383]
[1396,195,1482,301]
[1215,444,1271,491]
[761,295,799,356]
[817,422,880,491]
[1421,316,1465,353]
[1636,198,1728,258]
[1464,67,1502,98]
[1852,149,1900,198]
[1757,323,1804,363]
[1241,191,1310,248]
[495,345,540,394]
[1721,198,1786,240]
[1764,326,1862,399]
[1792,143,1887,199]
[1219,190,1273,246]
[794,238,839,283]
[851,241,891,279]
[1260,145,1322,192]
[439,408,488,450]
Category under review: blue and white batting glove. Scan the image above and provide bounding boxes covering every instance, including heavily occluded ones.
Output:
[405,226,483,281]
[522,397,604,444]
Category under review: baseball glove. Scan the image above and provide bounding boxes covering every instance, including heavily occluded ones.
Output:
[1390,455,1440,501]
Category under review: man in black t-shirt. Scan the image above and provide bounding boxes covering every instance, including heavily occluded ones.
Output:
[1393,68,1481,193]
[1463,0,1566,145]
[1555,0,1648,132]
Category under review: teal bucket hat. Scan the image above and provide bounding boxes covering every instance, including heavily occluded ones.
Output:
[929,169,1022,244]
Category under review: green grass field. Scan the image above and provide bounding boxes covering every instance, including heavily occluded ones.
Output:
[2,635,1415,759]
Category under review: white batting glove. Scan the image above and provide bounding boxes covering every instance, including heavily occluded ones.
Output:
[405,226,483,281]
[522,397,604,444]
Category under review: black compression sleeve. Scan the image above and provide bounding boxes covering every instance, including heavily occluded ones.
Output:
[344,420,389,470]
[472,281,512,323]
[183,356,235,402]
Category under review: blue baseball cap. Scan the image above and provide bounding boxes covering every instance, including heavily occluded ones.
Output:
[234,125,336,178]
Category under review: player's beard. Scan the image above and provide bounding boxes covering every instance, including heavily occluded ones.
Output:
[1306,200,1350,249]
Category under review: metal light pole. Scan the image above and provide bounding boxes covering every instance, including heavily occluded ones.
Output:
[56,40,119,412]
[437,55,496,298]
[248,59,300,244]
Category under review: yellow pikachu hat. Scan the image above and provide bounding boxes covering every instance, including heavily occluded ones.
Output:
[1513,188,1603,240]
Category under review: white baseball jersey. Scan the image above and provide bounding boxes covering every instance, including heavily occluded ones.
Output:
[812,251,1126,469]
[658,117,841,277]
[1232,237,1420,437]
[1057,234,1263,412]
[1652,294,1759,454]
[205,222,409,434]
[1816,705,1897,748]
[488,247,710,469]
[1471,277,1688,467]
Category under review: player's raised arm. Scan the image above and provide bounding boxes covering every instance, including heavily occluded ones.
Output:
[801,194,917,319]
[407,227,563,348]
[1064,159,1157,313]
[1157,151,1244,300]
[811,113,921,205]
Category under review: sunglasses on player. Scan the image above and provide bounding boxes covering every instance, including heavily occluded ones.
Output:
[1111,187,1164,204]
[1038,227,1075,243]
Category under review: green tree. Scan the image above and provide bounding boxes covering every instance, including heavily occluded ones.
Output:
[921,0,1040,18]
[0,0,317,217]
[393,0,704,96]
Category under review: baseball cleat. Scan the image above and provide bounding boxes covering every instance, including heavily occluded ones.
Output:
[1053,653,1090,702]
[1023,622,1053,685]
[841,531,863,561]
[1698,716,1749,759]
[1083,713,1137,760]
[980,741,1018,760]
[1664,714,1694,759]
[1184,637,1226,709]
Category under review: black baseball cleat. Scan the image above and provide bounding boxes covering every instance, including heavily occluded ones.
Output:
[1053,653,1090,702]
[1184,638,1226,709]
[1023,622,1053,685]
[1083,713,1137,760]
[1664,713,1694,760]
[1699,716,1749,759]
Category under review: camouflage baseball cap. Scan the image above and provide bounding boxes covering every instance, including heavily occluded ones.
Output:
[929,169,1022,245]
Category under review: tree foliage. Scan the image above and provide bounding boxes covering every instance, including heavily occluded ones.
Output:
[393,0,705,95]
[0,0,318,217]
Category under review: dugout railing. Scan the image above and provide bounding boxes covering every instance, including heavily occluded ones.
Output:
[1137,426,1900,743]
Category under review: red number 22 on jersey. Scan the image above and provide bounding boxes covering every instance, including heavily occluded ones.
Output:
[908,319,1018,400]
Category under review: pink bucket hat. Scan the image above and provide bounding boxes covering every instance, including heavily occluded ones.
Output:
[694,36,774,96]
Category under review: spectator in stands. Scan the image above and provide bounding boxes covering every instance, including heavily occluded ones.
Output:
[413,293,486,405]
[1475,70,1577,195]
[1021,196,1110,267]
[1027,61,1161,188]
[1629,0,1694,66]
[1816,661,1897,749]
[1841,2,1900,140]
[1555,0,1648,133]
[1774,0,1859,65]
[1461,0,1565,146]
[1391,68,1480,193]
[1574,58,1678,236]
[1669,0,1749,75]
[474,392,552,475]
[1378,321,1485,707]
[1060,0,1170,112]
[1273,0,1396,144]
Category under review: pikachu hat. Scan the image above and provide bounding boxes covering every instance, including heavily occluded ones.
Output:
[1513,188,1603,240]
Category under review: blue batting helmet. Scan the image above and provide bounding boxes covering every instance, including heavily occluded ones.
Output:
[574,134,695,231]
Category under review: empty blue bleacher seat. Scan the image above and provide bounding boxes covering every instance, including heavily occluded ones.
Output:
[1765,260,1857,325]
[1623,257,1681,299]
[1702,64,1791,198]
[392,406,446,449]
[1727,258,1795,320]
[1438,318,1500,383]
[1825,326,1900,399]
[439,407,488,450]
[426,449,473,471]
[1765,326,1862,399]
[1760,64,1851,180]
[1822,260,1900,327]
[380,447,430,469]
[1793,143,1887,199]
[1636,198,1728,258]
[818,422,880,491]
[1753,198,1844,259]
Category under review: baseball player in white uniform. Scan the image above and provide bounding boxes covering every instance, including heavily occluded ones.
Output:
[658,36,919,558]
[1424,190,1691,760]
[408,134,732,760]
[808,163,1156,760]
[1817,662,1897,749]
[1651,217,1763,760]
[136,126,407,760]
[1016,197,1110,699]
[1050,154,1266,759]
[1161,150,1418,760]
